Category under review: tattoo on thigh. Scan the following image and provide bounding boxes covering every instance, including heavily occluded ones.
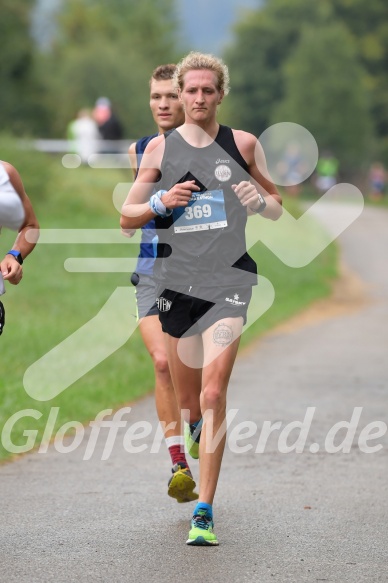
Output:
[213,323,233,346]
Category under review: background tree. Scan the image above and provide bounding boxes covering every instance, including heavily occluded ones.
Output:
[330,0,388,159]
[36,0,180,138]
[0,0,47,135]
[224,0,321,137]
[224,0,381,173]
[273,23,372,174]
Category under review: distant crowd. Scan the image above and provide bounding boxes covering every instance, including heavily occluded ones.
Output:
[67,97,124,162]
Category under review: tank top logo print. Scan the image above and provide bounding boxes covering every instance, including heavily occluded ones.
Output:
[172,189,227,233]
[214,164,232,182]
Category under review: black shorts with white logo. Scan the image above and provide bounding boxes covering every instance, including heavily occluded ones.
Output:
[155,284,252,338]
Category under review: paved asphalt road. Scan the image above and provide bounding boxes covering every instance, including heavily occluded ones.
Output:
[1,202,387,583]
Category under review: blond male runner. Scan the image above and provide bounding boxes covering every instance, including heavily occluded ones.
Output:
[121,53,282,545]
[126,65,198,503]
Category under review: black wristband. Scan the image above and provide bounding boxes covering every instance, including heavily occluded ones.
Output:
[251,193,267,214]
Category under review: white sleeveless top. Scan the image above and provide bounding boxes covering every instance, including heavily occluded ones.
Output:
[0,162,25,231]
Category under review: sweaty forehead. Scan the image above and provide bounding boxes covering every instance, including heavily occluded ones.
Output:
[150,78,176,95]
[182,69,218,88]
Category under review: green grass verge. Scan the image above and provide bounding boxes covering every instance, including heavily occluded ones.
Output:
[0,149,337,460]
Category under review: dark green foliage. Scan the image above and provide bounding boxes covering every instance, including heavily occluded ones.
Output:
[36,0,180,138]
[225,0,321,136]
[0,0,48,135]
[225,0,388,170]
[273,23,372,172]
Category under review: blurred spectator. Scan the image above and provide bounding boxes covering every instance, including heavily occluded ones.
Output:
[93,97,124,152]
[315,152,339,194]
[277,142,306,196]
[368,162,386,201]
[67,109,100,164]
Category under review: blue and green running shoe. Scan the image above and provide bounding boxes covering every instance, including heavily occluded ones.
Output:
[167,462,199,504]
[186,510,219,546]
[184,421,201,460]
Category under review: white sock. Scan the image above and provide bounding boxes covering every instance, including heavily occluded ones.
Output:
[165,436,184,448]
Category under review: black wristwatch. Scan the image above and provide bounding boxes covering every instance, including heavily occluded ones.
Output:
[252,192,267,214]
[7,250,23,265]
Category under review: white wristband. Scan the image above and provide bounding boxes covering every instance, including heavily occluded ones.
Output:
[149,190,172,217]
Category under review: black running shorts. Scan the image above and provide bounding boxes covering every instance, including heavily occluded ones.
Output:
[156,284,252,338]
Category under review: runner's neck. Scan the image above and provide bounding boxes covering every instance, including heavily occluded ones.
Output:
[177,122,220,148]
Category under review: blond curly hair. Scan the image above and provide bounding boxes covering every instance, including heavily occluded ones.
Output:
[173,52,230,95]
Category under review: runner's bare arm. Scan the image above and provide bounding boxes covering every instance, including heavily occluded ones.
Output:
[0,162,40,284]
[232,131,283,220]
[121,142,139,237]
[4,162,40,256]
[121,136,165,229]
[128,141,138,182]
[121,135,200,229]
[123,136,162,235]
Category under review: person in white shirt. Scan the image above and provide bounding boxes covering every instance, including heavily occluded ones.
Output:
[0,161,39,333]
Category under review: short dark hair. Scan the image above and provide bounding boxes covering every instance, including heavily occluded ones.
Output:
[150,64,177,85]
